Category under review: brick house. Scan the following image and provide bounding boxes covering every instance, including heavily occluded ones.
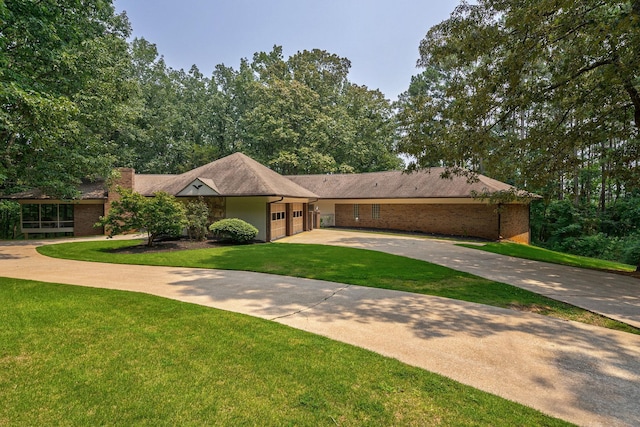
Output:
[4,153,535,243]
[288,169,534,244]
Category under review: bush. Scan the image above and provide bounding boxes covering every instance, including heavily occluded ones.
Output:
[97,188,187,247]
[0,200,20,239]
[209,218,258,244]
[185,198,209,241]
[621,234,640,268]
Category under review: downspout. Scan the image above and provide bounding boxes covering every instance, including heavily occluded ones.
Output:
[528,202,532,244]
[497,203,502,242]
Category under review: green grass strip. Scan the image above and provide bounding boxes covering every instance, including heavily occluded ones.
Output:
[37,240,639,334]
[457,242,636,272]
[0,277,571,426]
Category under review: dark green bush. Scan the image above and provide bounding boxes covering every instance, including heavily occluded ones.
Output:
[0,200,20,239]
[621,234,640,267]
[209,218,258,243]
[185,198,209,241]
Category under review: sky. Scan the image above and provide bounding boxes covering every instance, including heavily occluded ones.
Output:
[113,0,460,100]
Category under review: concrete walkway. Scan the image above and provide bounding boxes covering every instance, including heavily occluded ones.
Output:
[281,229,640,329]
[1,236,640,426]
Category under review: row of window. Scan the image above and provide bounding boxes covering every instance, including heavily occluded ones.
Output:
[272,210,304,221]
[272,212,286,221]
[22,204,74,230]
[353,204,381,220]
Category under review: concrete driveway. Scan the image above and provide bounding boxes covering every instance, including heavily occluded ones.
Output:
[1,235,639,426]
[281,229,640,329]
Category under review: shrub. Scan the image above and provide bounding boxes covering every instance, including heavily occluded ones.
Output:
[209,218,258,243]
[0,200,20,239]
[185,198,209,241]
[621,234,640,268]
[97,188,187,247]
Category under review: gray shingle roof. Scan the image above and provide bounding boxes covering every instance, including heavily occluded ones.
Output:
[2,180,108,200]
[287,168,527,199]
[135,152,319,198]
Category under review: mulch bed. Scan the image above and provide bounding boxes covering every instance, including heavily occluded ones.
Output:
[109,238,255,254]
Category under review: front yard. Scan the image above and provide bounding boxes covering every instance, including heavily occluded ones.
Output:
[0,277,570,426]
[37,239,639,334]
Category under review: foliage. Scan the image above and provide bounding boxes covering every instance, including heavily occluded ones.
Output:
[397,0,640,204]
[185,198,210,241]
[209,218,258,243]
[531,197,640,267]
[0,278,570,426]
[458,242,635,273]
[117,43,402,175]
[37,240,638,334]
[621,236,640,267]
[0,0,136,198]
[0,200,20,239]
[97,188,186,246]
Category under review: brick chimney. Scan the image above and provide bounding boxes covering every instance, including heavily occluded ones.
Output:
[104,168,135,219]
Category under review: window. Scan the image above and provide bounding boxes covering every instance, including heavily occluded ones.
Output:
[21,204,74,231]
[372,204,380,219]
[22,204,40,229]
[353,204,359,220]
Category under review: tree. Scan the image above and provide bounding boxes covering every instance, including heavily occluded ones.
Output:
[240,46,401,174]
[0,0,136,198]
[400,0,639,194]
[401,0,640,268]
[97,188,186,247]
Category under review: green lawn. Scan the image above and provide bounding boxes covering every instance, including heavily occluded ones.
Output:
[458,242,637,272]
[37,239,639,334]
[0,277,571,426]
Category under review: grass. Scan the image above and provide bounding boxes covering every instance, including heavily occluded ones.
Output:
[457,242,637,272]
[0,277,571,426]
[38,239,640,334]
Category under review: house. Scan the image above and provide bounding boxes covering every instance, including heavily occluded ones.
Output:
[4,153,535,243]
[288,169,534,244]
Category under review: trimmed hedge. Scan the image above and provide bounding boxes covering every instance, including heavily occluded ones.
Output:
[209,218,258,243]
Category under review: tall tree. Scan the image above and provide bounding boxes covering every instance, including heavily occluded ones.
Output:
[0,0,135,198]
[399,0,640,197]
[241,46,401,174]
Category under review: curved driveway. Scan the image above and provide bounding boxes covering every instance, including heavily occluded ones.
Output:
[1,232,639,427]
[282,229,640,329]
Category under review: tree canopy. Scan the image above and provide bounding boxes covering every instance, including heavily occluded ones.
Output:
[0,0,136,198]
[397,0,640,203]
[116,44,402,175]
[0,3,401,200]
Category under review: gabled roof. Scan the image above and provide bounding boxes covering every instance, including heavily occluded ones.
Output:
[177,178,220,196]
[135,152,319,198]
[287,168,528,199]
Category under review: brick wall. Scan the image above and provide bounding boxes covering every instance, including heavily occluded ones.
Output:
[335,203,531,241]
[74,204,104,236]
[499,204,531,243]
